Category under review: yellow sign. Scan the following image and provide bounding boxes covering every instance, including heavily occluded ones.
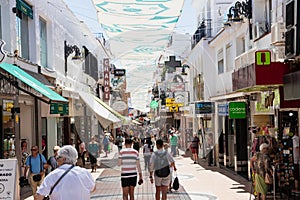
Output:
[169,106,178,112]
[166,98,175,107]
[255,50,271,65]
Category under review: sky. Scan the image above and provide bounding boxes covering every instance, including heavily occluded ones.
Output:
[64,0,196,112]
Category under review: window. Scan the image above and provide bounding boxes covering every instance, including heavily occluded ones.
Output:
[217,49,224,74]
[39,17,47,67]
[226,43,233,72]
[16,13,29,59]
[236,37,245,56]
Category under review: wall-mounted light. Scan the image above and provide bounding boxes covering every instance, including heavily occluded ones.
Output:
[226,0,253,39]
[64,40,82,75]
[181,64,190,75]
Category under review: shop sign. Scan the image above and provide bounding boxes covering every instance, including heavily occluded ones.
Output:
[229,102,246,119]
[114,69,126,76]
[50,103,69,115]
[255,50,271,66]
[195,102,214,114]
[0,159,17,199]
[16,0,33,19]
[112,101,127,111]
[165,98,175,107]
[103,58,110,101]
[218,103,228,116]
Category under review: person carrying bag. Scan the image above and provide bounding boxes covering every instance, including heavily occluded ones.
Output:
[43,165,74,200]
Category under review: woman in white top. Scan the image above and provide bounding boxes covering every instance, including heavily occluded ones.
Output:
[143,139,153,172]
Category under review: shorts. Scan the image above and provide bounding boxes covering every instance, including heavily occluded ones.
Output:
[191,148,198,154]
[154,174,171,187]
[121,176,137,187]
[104,144,108,151]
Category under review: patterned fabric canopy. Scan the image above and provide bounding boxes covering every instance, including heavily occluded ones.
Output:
[93,0,184,111]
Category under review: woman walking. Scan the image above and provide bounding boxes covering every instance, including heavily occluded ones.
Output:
[250,143,272,200]
[190,134,200,164]
[143,139,153,172]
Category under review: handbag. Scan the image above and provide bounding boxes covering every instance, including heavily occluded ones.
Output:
[43,165,75,200]
[265,172,273,185]
[33,174,42,182]
[172,172,179,190]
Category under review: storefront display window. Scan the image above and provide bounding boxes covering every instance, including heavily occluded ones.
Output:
[2,100,15,159]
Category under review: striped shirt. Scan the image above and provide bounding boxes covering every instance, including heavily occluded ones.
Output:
[119,148,140,178]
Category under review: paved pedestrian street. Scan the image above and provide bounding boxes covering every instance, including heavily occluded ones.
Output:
[90,148,253,200]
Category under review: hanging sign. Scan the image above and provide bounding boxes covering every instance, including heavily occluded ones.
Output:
[195,102,214,114]
[255,50,271,66]
[103,58,110,101]
[229,102,246,119]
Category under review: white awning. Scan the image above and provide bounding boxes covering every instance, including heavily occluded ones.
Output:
[79,91,122,128]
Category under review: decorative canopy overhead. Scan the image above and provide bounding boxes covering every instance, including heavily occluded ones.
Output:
[93,0,184,111]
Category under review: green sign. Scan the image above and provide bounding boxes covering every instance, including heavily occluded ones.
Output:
[150,100,159,109]
[229,102,246,119]
[16,0,33,19]
[50,103,69,115]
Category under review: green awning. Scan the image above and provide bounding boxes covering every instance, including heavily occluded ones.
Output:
[0,62,68,103]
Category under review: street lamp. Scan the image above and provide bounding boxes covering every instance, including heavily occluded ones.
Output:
[181,64,190,76]
[226,0,253,39]
[64,40,82,75]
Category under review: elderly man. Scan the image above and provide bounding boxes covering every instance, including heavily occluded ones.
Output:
[34,145,95,200]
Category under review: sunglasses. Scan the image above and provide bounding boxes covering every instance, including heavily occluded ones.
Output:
[56,156,64,160]
[31,149,38,151]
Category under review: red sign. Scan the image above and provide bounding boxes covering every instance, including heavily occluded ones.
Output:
[103,58,110,101]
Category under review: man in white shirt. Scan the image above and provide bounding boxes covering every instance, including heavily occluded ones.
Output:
[34,145,95,200]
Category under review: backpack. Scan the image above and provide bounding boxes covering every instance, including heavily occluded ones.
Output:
[154,151,170,177]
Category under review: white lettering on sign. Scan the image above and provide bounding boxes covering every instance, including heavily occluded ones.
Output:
[103,58,110,101]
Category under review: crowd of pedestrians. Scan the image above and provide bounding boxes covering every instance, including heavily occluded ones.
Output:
[20,127,183,200]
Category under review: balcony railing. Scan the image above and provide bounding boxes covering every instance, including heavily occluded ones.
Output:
[191,19,212,49]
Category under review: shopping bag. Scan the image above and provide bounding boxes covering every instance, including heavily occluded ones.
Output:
[172,174,179,190]
[265,172,273,184]
[97,157,101,166]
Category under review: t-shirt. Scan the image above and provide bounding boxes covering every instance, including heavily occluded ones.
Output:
[170,134,178,146]
[118,148,139,178]
[191,136,200,149]
[292,135,299,164]
[143,144,152,156]
[149,149,174,173]
[88,143,99,157]
[25,154,47,174]
[37,164,95,200]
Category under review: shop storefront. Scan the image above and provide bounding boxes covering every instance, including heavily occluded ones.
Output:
[0,62,68,170]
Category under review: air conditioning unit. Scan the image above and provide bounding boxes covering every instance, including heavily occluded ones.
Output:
[271,22,285,45]
[253,22,267,40]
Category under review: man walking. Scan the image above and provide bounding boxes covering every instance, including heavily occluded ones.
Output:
[118,138,143,200]
[169,130,178,157]
[149,139,176,200]
[24,145,47,195]
[34,145,95,200]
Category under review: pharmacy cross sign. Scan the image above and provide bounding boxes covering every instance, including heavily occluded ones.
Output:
[165,56,181,73]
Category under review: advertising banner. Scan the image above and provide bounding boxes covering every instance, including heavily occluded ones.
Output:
[0,159,17,199]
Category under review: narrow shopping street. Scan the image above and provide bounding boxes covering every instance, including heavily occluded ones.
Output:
[90,147,253,200]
